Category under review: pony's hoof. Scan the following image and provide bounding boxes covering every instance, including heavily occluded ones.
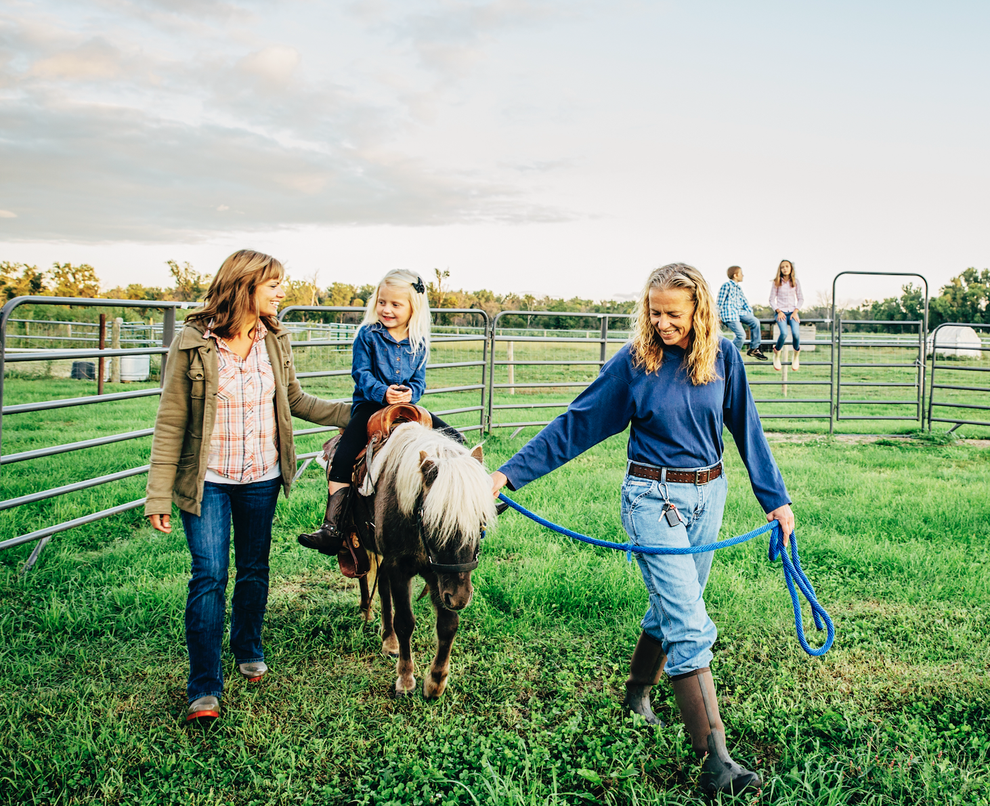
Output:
[382,636,400,656]
[423,675,448,699]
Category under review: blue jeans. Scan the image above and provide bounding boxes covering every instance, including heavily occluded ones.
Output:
[180,476,281,703]
[725,313,762,352]
[774,312,801,352]
[620,466,728,677]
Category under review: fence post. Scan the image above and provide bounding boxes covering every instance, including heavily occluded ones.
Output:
[98,314,106,395]
[111,317,122,383]
[600,317,608,366]
[161,307,176,383]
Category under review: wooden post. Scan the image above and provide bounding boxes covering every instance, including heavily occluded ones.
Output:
[111,317,122,383]
[98,314,106,395]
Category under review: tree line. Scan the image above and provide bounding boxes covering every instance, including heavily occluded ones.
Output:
[3,260,988,330]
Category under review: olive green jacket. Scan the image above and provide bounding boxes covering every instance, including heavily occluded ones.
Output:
[145,320,350,517]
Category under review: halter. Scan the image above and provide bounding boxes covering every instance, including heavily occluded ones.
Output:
[417,505,485,574]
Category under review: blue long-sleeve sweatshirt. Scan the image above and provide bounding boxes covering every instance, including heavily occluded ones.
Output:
[498,339,790,514]
[350,323,428,414]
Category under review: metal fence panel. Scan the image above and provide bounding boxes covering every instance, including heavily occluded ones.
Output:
[927,322,990,432]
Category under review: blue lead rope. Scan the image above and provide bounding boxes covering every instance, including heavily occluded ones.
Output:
[497,493,834,657]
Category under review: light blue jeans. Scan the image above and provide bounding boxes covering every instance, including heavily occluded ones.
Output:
[725,312,762,352]
[620,466,728,678]
[774,311,801,352]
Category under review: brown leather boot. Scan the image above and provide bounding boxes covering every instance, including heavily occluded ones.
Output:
[297,487,350,555]
[622,632,667,726]
[671,668,761,796]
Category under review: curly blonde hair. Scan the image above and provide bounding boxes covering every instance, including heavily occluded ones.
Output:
[630,263,721,385]
[361,269,432,356]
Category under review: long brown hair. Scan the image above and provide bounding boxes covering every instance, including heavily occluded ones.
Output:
[630,263,720,385]
[773,259,797,288]
[186,250,284,338]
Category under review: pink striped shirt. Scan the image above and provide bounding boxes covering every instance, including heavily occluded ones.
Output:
[769,279,804,313]
[205,323,279,483]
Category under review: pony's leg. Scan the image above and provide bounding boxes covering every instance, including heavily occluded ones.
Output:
[389,573,417,696]
[359,554,382,623]
[423,581,459,699]
[378,570,399,656]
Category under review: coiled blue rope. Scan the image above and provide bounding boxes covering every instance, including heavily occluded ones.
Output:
[497,493,834,656]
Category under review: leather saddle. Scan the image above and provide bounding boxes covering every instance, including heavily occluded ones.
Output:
[321,403,432,578]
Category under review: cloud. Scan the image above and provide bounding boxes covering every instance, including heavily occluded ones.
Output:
[0,100,572,242]
[0,0,582,244]
[352,0,579,83]
[0,210,17,218]
[236,45,301,90]
[28,37,125,81]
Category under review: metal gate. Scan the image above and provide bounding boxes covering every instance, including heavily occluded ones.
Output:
[927,322,990,432]
[1,296,184,568]
[831,272,929,431]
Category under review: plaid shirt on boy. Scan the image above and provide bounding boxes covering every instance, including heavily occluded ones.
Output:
[204,322,279,483]
[716,280,752,322]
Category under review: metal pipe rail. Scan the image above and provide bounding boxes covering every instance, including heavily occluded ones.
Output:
[1,295,192,569]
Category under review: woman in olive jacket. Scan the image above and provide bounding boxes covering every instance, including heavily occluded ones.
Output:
[146,250,349,722]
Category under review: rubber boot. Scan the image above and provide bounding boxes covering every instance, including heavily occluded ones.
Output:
[671,668,761,796]
[791,350,800,371]
[622,632,667,726]
[772,349,782,371]
[297,487,350,555]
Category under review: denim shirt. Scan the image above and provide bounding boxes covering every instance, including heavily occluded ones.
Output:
[350,323,428,413]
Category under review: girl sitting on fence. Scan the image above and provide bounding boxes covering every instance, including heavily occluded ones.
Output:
[145,250,351,723]
[769,259,804,371]
[298,269,462,555]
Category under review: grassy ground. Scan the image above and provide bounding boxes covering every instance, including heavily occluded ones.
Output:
[2,430,989,805]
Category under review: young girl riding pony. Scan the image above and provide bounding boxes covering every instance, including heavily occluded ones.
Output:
[298,269,462,554]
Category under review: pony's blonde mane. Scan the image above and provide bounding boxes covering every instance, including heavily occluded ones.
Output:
[371,422,497,548]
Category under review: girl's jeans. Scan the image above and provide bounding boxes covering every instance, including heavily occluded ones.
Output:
[180,476,281,703]
[620,468,728,678]
[328,402,463,483]
[774,311,801,352]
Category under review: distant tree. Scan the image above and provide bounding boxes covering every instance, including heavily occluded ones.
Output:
[931,268,990,326]
[49,262,101,298]
[323,282,358,307]
[429,268,453,309]
[103,283,168,300]
[282,276,319,309]
[167,260,212,301]
[1,261,46,300]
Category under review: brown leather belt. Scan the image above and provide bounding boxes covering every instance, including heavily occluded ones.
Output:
[627,461,723,485]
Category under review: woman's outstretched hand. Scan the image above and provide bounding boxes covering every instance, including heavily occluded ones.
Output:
[766,503,794,547]
[490,470,508,499]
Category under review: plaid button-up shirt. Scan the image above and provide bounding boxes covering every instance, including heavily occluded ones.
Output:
[716,280,752,322]
[205,323,279,483]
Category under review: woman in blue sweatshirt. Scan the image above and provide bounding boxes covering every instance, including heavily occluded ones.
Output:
[490,263,795,797]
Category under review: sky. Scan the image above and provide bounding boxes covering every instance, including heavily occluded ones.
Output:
[1,0,988,309]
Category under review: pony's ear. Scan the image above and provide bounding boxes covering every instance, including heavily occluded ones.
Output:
[419,450,438,484]
[470,445,484,464]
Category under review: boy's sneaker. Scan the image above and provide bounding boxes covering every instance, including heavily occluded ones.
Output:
[747,348,768,361]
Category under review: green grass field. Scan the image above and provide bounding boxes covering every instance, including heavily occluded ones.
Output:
[2,422,990,804]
